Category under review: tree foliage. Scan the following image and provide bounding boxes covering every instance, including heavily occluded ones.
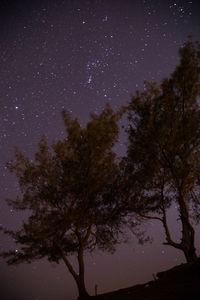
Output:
[0,104,124,299]
[1,39,200,299]
[125,40,200,262]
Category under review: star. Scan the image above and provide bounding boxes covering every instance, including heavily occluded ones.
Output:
[88,74,92,84]
[0,0,199,299]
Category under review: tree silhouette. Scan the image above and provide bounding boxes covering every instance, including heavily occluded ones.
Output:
[0,104,124,299]
[125,40,200,263]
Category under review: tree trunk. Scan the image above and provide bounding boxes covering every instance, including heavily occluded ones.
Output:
[57,242,90,299]
[161,191,198,263]
[183,244,197,263]
[180,218,197,263]
[76,279,90,300]
[178,194,198,263]
[76,246,90,299]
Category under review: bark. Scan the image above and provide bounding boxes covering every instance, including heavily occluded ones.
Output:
[183,244,197,263]
[76,246,90,299]
[160,149,198,262]
[56,241,90,299]
[164,192,197,263]
[77,283,90,300]
[140,192,198,263]
[178,193,197,263]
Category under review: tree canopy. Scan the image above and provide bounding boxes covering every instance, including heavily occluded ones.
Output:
[1,39,200,299]
[0,104,125,299]
[125,40,200,263]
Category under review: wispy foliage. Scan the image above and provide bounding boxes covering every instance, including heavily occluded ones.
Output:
[1,104,125,299]
[125,40,200,262]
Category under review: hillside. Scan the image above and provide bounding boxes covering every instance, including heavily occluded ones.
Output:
[95,259,200,300]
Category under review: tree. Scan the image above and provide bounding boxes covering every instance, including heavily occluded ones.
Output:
[0,104,124,299]
[125,40,200,263]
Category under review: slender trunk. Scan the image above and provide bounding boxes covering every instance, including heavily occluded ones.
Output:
[56,242,90,299]
[160,148,198,262]
[76,246,90,299]
[178,194,197,263]
[183,244,197,263]
[153,188,198,263]
[76,279,90,300]
[63,253,90,300]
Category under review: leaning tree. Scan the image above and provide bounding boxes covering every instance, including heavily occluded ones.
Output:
[0,104,124,299]
[125,40,200,263]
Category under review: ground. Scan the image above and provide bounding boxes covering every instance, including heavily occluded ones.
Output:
[93,259,200,300]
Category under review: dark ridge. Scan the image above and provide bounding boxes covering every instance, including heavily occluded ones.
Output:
[94,258,200,300]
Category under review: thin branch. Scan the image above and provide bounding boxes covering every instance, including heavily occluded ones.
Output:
[55,241,78,280]
[83,223,93,246]
[160,186,182,249]
[137,213,163,222]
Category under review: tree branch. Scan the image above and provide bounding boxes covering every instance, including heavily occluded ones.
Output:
[83,223,93,246]
[56,241,78,280]
[137,213,163,222]
[160,187,182,250]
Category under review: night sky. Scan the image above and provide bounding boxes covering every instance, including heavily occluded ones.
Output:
[0,0,200,299]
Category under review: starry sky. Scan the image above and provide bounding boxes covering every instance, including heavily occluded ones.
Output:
[0,0,200,299]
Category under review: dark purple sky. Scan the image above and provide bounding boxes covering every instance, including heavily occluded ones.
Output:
[0,0,200,299]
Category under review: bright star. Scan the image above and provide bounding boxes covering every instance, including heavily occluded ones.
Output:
[88,75,92,84]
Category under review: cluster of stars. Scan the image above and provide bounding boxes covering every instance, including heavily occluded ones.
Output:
[0,0,199,299]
